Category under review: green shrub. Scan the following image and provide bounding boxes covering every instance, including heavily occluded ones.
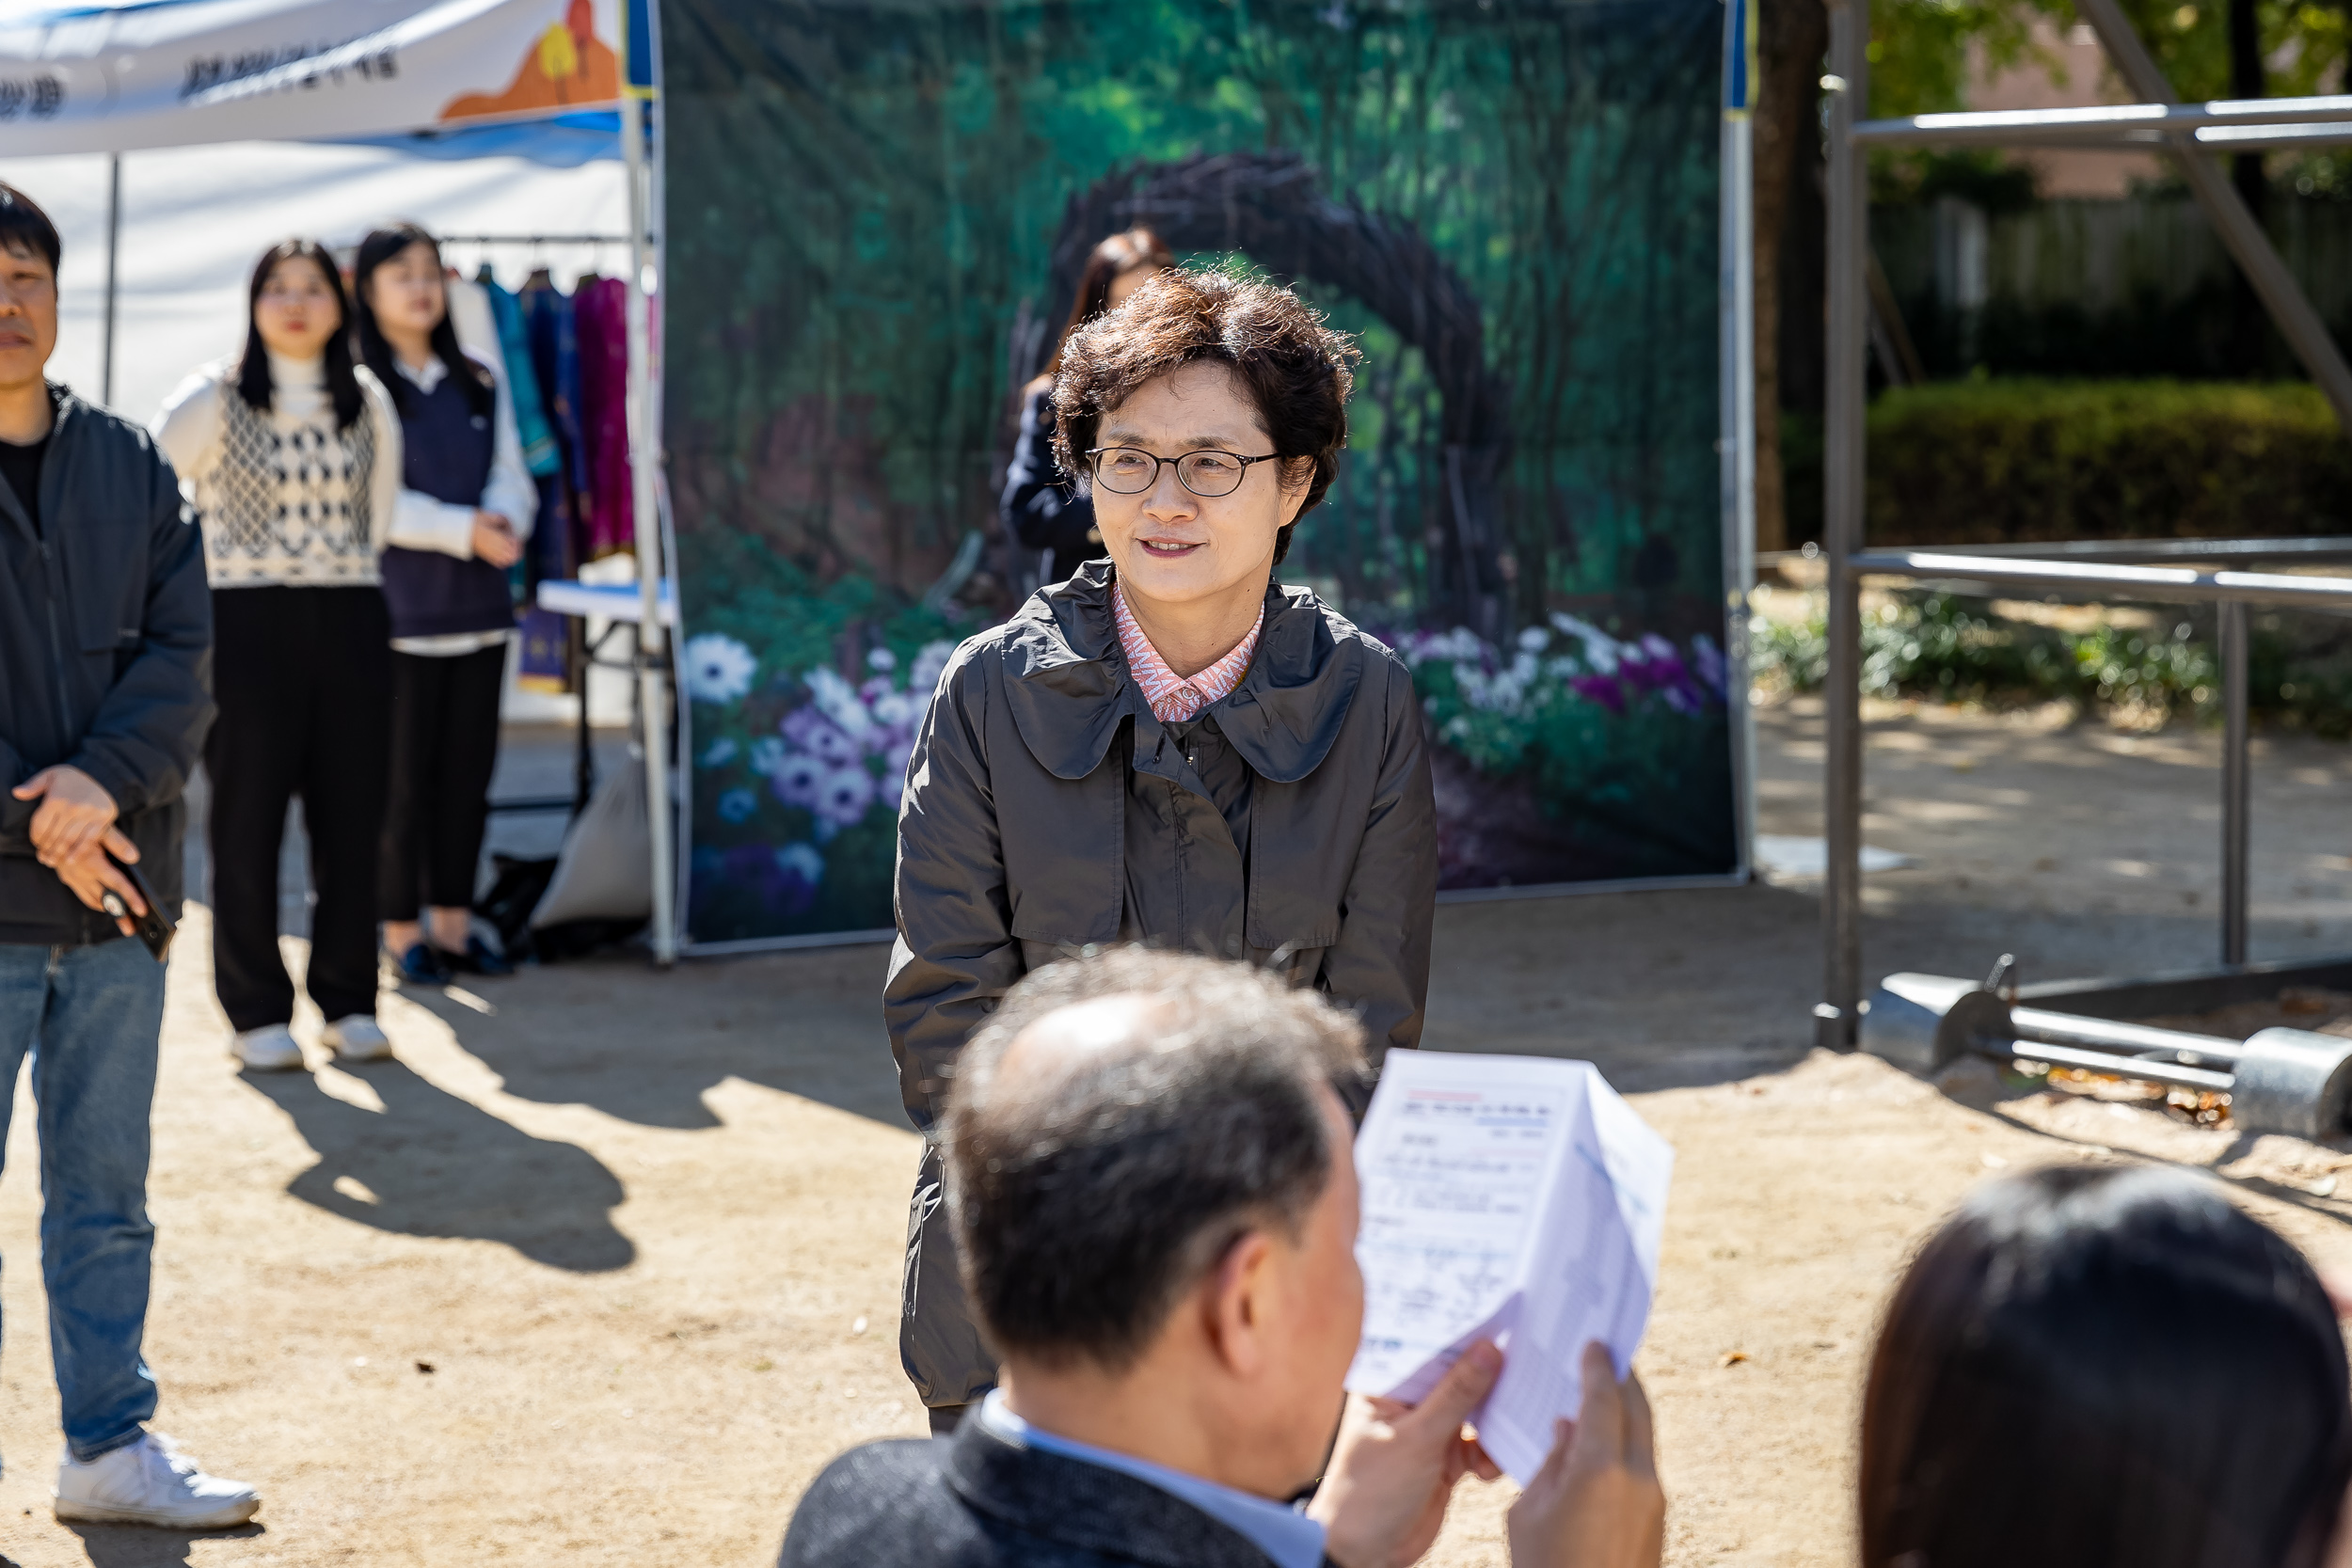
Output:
[1861,379,2352,545]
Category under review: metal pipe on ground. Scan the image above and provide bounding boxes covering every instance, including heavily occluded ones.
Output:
[1860,973,2352,1140]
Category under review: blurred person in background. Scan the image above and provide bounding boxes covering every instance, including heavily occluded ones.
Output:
[999,228,1171,585]
[352,223,536,984]
[0,181,259,1528]
[155,240,405,1071]
[1861,1163,2352,1568]
[888,266,1437,1430]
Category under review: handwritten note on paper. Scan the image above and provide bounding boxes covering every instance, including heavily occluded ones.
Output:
[1343,1052,1675,1485]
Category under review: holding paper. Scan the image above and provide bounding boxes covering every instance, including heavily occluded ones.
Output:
[1344,1052,1675,1484]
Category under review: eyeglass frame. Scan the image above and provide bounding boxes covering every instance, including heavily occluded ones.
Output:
[1084,445,1284,499]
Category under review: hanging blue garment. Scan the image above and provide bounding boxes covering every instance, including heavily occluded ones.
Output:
[521,282,590,502]
[485,278,560,479]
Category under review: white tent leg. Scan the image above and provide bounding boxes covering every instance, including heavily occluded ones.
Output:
[621,91,676,967]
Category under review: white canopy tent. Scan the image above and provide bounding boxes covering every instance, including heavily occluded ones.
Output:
[0,0,676,962]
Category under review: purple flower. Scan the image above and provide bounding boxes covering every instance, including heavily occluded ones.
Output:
[782,705,860,768]
[1567,673,1627,714]
[719,842,817,916]
[770,752,825,809]
[815,763,877,828]
[1692,634,1727,696]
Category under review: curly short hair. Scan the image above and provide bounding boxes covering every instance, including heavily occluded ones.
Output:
[1050,266,1359,566]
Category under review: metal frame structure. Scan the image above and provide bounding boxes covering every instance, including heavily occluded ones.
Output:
[1815,0,2352,1050]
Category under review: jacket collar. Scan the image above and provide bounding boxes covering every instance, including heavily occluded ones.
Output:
[943,1417,1282,1568]
[1000,560,1365,785]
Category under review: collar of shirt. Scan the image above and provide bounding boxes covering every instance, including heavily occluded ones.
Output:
[1112,581,1264,724]
[393,355,450,394]
[976,1391,1327,1568]
[259,349,331,423]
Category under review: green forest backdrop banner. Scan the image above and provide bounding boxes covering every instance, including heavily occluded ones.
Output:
[663,0,1736,945]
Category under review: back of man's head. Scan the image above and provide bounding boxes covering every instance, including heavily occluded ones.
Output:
[944,949,1367,1373]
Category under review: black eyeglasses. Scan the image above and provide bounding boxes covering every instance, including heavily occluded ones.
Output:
[1087,446,1280,499]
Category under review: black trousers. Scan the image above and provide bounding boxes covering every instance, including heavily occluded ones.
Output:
[206,586,392,1032]
[379,645,505,923]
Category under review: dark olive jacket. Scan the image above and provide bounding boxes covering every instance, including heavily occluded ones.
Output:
[883,560,1438,1133]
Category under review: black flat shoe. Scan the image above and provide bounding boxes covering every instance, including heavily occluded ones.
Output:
[392,942,452,986]
[442,934,515,977]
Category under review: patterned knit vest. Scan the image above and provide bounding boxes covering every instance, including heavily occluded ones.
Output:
[199,379,378,588]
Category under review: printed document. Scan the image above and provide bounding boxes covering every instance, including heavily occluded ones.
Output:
[1343,1052,1674,1484]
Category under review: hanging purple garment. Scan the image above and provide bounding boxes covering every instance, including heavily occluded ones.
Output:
[573,277,634,560]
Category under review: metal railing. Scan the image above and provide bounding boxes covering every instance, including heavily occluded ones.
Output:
[1813,0,2352,1049]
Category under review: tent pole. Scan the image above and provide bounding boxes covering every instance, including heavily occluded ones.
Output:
[101,154,119,406]
[621,91,676,967]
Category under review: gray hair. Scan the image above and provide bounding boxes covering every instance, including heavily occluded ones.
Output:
[944,948,1369,1372]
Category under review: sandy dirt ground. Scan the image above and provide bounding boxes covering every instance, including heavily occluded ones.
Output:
[0,698,2349,1568]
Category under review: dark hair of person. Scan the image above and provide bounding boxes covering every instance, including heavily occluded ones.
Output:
[350,223,494,420]
[236,241,366,431]
[1860,1164,2352,1568]
[1050,266,1358,566]
[1041,226,1173,381]
[0,182,59,275]
[944,948,1368,1373]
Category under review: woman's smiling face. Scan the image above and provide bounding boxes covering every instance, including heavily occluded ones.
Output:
[1089,360,1307,610]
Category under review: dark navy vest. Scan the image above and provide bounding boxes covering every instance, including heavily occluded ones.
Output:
[379,364,513,640]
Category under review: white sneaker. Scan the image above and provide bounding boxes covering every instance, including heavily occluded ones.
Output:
[322,1013,393,1061]
[54,1431,260,1528]
[229,1023,304,1072]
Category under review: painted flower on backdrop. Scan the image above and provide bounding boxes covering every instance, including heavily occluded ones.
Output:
[682,634,756,705]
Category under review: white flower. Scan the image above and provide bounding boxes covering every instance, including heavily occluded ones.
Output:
[909,640,955,696]
[803,667,874,742]
[776,843,826,886]
[866,647,898,672]
[681,634,756,705]
[1517,626,1550,653]
[814,763,877,827]
[771,752,825,808]
[700,736,739,768]
[748,736,787,778]
[1550,613,1622,673]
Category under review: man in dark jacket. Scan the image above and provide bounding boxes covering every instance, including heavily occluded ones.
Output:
[783,951,1664,1568]
[0,182,258,1528]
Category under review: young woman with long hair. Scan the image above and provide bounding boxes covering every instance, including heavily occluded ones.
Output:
[350,223,537,984]
[998,227,1172,583]
[153,240,405,1070]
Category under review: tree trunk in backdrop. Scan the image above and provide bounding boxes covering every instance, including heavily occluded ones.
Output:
[1753,0,1829,554]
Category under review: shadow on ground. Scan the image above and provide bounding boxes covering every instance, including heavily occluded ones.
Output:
[238,1061,632,1272]
[61,1522,263,1568]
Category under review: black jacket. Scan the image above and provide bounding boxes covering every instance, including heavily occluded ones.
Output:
[0,386,213,947]
[781,1418,1313,1568]
[998,385,1105,579]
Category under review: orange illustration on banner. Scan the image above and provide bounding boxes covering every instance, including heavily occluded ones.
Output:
[439,0,618,121]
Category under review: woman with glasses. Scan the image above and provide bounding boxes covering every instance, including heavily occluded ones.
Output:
[998,227,1170,584]
[883,266,1438,1430]
[155,240,406,1071]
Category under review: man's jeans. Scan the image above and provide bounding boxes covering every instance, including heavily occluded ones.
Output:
[0,938,163,1462]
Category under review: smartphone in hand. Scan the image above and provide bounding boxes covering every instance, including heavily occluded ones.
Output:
[100,850,176,962]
